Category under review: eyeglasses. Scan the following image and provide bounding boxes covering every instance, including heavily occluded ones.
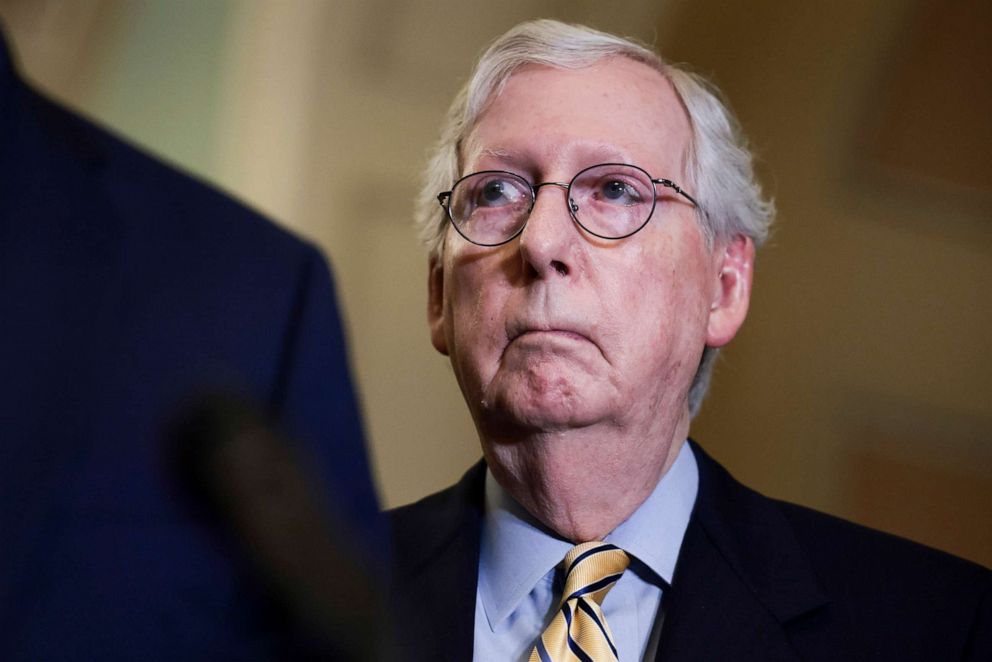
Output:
[437,163,699,247]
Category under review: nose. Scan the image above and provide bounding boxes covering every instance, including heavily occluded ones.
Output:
[518,182,576,278]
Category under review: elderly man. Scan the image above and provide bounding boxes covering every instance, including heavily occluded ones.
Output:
[389,19,990,662]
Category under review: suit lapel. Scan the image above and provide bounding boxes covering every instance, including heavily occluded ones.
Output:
[389,462,486,661]
[655,442,829,661]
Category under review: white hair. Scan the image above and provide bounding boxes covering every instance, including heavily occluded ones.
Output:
[416,19,774,417]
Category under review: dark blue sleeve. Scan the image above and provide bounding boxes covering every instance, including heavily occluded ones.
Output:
[271,245,388,562]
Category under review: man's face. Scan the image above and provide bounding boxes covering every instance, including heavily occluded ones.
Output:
[429,58,751,440]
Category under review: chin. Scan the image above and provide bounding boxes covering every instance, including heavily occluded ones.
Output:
[486,388,606,433]
[473,364,615,432]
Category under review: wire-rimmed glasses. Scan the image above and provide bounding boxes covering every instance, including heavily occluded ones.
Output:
[436,163,699,247]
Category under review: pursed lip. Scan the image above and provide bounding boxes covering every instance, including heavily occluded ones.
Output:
[513,328,587,343]
[506,320,598,350]
[502,319,609,363]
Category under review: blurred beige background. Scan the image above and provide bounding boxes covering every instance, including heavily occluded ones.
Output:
[2,0,989,566]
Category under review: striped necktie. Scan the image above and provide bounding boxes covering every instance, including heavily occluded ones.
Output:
[529,541,631,662]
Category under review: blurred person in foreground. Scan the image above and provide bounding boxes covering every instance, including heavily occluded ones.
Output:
[388,19,991,661]
[0,25,383,660]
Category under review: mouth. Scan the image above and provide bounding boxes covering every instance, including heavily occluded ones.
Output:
[507,319,596,348]
[503,321,607,363]
[512,328,588,343]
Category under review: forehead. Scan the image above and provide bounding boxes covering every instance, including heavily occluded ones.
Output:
[463,57,691,177]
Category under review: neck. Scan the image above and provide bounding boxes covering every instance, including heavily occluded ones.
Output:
[481,411,689,542]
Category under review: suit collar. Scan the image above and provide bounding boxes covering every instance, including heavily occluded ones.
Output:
[391,461,486,579]
[689,440,828,623]
[389,462,487,662]
[655,441,829,660]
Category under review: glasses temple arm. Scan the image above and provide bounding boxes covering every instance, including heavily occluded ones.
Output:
[652,178,701,210]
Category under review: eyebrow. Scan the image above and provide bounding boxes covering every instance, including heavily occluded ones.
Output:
[477,147,523,165]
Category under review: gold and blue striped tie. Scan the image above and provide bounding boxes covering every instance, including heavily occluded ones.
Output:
[529,541,630,662]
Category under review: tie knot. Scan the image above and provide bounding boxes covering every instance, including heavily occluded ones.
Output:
[559,542,630,607]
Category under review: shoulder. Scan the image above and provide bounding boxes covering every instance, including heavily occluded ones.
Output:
[693,440,988,587]
[778,496,988,583]
[691,441,991,658]
[8,59,316,269]
[779,499,991,658]
[779,497,989,610]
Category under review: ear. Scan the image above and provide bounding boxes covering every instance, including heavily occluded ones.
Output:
[705,234,755,348]
[427,257,449,355]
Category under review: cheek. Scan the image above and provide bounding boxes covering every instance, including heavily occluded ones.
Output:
[616,234,712,348]
[444,259,508,372]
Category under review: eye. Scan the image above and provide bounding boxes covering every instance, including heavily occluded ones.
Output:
[458,174,530,211]
[602,180,633,202]
[480,179,512,205]
[595,177,643,206]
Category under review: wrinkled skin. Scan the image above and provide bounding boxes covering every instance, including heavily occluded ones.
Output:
[428,58,754,541]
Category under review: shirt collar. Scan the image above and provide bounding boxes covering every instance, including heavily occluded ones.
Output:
[478,441,699,630]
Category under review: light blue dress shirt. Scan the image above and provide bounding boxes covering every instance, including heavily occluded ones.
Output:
[473,441,699,661]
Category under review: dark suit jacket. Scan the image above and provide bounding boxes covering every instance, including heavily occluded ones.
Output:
[389,441,991,660]
[0,30,383,660]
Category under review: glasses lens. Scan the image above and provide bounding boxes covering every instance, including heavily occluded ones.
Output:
[569,164,656,239]
[449,172,532,245]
